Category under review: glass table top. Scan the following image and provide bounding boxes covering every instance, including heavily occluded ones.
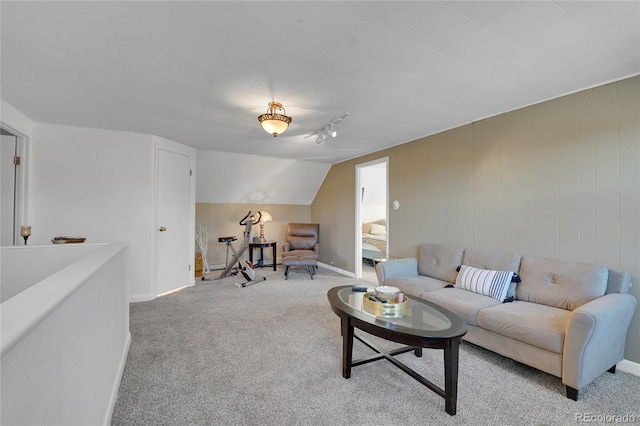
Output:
[330,286,466,338]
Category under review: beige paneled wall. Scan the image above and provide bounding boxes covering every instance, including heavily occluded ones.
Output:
[195,203,310,268]
[311,75,639,362]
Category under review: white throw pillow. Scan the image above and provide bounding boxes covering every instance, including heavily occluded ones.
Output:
[369,223,386,235]
[455,264,514,302]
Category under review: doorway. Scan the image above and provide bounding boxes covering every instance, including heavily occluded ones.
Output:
[1,127,26,246]
[355,158,388,283]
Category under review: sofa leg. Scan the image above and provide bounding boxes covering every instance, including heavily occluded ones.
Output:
[285,266,290,280]
[566,386,578,401]
[608,365,616,374]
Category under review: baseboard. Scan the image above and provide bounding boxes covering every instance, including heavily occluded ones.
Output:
[129,293,155,303]
[318,262,355,278]
[103,331,131,426]
[618,359,640,377]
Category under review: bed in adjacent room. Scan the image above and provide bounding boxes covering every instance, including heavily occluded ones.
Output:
[361,219,387,264]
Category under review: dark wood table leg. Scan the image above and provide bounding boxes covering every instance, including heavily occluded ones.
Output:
[443,337,461,415]
[249,247,254,264]
[414,347,423,357]
[271,242,276,271]
[341,317,354,379]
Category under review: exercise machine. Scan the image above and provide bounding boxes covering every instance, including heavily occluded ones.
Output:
[202,211,267,288]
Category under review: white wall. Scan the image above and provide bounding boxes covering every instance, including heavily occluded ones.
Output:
[196,150,330,204]
[28,123,155,300]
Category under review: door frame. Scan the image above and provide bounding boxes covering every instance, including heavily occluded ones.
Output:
[153,139,196,296]
[355,157,389,279]
[0,124,29,245]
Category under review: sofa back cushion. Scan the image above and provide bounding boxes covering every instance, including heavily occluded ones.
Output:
[462,248,522,272]
[517,256,608,310]
[418,243,464,283]
[606,268,632,294]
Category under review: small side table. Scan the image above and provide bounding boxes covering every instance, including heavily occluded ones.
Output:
[249,240,277,271]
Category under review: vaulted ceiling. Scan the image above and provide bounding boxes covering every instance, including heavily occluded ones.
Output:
[1,1,638,163]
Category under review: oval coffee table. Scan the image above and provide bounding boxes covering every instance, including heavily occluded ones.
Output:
[327,285,467,415]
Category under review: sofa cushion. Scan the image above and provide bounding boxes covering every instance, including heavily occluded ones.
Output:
[462,248,522,272]
[421,288,501,326]
[517,257,608,310]
[418,243,464,283]
[455,265,514,302]
[477,301,571,353]
[384,276,448,298]
[462,248,522,299]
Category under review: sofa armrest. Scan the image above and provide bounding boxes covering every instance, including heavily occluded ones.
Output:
[563,293,637,390]
[282,243,290,254]
[375,258,419,285]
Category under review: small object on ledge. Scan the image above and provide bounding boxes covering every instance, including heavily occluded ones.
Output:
[52,236,86,244]
[20,226,31,245]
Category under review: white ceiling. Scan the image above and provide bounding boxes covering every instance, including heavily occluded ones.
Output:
[1,1,638,164]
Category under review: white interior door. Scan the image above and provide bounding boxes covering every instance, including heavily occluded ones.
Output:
[156,148,192,295]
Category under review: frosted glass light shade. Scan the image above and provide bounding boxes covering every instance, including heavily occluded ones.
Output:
[258,102,292,137]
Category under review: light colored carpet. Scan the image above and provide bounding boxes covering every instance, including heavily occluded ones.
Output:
[111,266,639,425]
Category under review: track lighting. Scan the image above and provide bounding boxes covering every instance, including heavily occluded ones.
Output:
[305,112,349,144]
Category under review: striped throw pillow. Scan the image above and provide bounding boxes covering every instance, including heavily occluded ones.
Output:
[455,265,515,302]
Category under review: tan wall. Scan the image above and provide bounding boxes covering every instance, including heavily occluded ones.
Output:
[311,76,640,362]
[196,203,310,267]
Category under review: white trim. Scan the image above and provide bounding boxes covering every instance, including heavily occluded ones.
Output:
[318,261,355,278]
[129,294,155,303]
[618,359,640,377]
[104,331,131,426]
[355,157,389,280]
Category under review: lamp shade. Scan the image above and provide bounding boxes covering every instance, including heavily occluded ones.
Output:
[258,210,272,223]
[258,102,292,137]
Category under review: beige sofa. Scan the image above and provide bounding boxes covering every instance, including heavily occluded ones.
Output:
[376,243,637,400]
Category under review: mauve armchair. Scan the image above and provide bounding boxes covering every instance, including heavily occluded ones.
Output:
[282,223,320,259]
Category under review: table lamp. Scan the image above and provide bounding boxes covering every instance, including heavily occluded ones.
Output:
[258,211,272,243]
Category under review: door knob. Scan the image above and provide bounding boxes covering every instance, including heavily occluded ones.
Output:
[159,226,167,232]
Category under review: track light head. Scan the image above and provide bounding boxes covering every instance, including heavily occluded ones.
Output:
[328,125,337,138]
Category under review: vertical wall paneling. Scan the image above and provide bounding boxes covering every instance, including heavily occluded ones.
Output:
[195,203,311,268]
[532,102,559,257]
[508,108,535,255]
[498,115,513,253]
[556,94,581,262]
[616,77,640,276]
[592,84,621,268]
[577,90,597,264]
[615,77,640,361]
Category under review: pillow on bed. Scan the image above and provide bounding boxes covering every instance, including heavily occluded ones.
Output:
[369,223,386,235]
[362,222,372,234]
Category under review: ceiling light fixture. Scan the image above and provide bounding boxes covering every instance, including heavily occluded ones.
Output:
[258,101,292,137]
[306,112,349,144]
